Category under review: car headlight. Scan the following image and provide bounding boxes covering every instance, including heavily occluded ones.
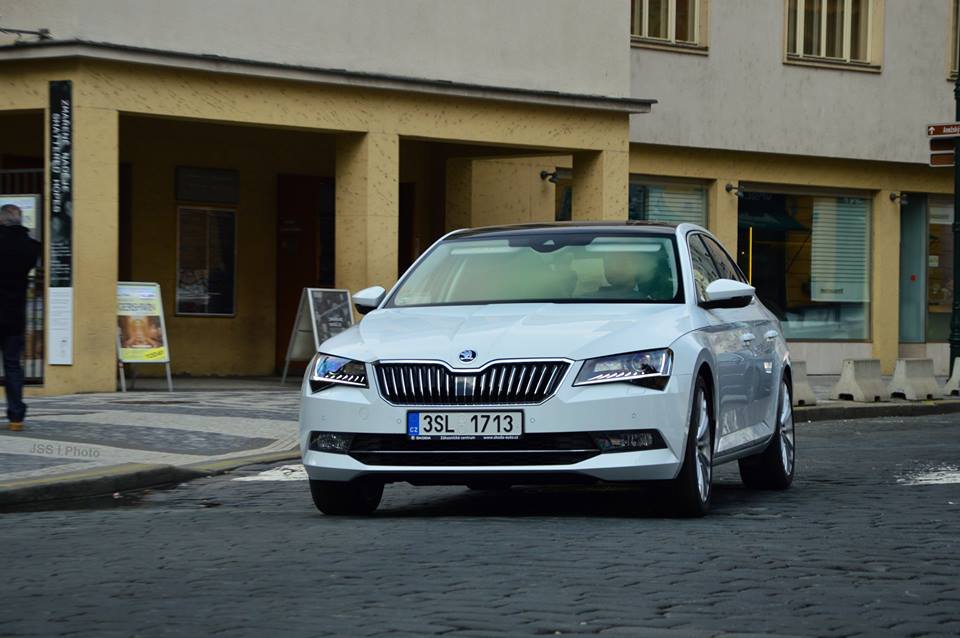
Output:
[308,353,368,392]
[574,348,672,390]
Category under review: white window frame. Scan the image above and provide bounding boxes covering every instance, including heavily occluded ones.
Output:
[788,0,872,64]
[632,0,701,46]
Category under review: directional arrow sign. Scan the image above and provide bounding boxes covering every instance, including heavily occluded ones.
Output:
[927,122,960,137]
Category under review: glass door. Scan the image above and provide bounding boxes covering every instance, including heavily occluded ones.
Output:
[898,195,926,343]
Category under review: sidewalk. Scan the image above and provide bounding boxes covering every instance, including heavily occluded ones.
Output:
[0,379,301,507]
[0,375,957,507]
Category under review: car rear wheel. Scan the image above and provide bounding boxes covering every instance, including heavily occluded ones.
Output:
[669,375,714,517]
[738,378,795,490]
[309,478,384,515]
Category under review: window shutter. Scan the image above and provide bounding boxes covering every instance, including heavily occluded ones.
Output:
[810,197,870,303]
[631,182,707,225]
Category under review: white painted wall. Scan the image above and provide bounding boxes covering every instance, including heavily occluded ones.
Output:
[0,0,631,98]
[630,0,958,164]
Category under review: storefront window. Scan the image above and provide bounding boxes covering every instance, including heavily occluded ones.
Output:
[176,207,237,316]
[629,178,707,225]
[927,195,954,341]
[737,191,871,340]
[555,177,707,226]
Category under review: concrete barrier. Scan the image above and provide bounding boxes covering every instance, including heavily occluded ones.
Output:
[790,360,817,406]
[831,359,888,402]
[888,358,941,401]
[944,357,960,397]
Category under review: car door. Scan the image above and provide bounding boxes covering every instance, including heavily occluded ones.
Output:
[701,234,780,438]
[687,233,755,450]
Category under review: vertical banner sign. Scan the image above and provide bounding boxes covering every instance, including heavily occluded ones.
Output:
[48,80,74,365]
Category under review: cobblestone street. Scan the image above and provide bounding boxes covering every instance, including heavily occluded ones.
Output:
[2,413,958,637]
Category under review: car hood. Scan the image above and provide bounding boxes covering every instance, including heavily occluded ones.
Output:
[320,303,695,366]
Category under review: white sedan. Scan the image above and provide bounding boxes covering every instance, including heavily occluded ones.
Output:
[299,222,795,516]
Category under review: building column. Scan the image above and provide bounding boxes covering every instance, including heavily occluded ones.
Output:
[444,157,473,232]
[45,106,119,395]
[708,179,740,256]
[335,131,399,293]
[572,149,628,221]
[872,191,901,373]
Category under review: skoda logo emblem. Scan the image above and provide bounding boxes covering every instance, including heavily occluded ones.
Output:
[458,349,477,363]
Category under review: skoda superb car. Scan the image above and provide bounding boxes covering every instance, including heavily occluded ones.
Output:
[299,222,795,517]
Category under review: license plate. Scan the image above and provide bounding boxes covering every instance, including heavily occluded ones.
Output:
[407,411,523,440]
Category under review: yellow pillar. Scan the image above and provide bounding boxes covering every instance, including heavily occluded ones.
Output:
[572,149,628,221]
[708,179,740,256]
[871,191,900,374]
[44,106,119,395]
[334,131,399,293]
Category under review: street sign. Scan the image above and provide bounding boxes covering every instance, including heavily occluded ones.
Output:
[929,137,956,167]
[928,122,960,137]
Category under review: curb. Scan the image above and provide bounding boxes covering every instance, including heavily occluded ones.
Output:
[795,399,960,422]
[2,400,958,507]
[0,448,299,509]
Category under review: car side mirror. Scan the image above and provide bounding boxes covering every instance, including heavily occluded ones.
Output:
[353,285,386,315]
[701,279,755,309]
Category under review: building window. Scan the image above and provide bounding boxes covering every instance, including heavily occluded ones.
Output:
[927,195,954,341]
[555,175,708,226]
[631,0,704,48]
[786,0,873,65]
[629,177,707,226]
[737,191,871,340]
[176,206,237,316]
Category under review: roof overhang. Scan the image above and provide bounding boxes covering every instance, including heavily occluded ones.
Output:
[0,39,656,114]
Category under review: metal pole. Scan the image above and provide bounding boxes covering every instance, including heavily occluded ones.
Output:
[951,72,960,366]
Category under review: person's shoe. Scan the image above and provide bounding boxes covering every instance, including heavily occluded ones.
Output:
[8,422,23,432]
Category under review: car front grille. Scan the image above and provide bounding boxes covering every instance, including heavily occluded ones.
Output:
[374,360,569,406]
[348,432,599,466]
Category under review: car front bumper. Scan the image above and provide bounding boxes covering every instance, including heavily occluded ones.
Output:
[298,372,694,484]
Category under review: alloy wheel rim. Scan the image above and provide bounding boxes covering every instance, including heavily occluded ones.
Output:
[695,390,712,503]
[779,382,795,476]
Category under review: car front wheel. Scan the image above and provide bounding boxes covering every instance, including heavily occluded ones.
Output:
[738,378,795,490]
[669,375,714,517]
[309,478,384,515]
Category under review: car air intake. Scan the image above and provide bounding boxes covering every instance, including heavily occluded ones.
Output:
[374,360,569,405]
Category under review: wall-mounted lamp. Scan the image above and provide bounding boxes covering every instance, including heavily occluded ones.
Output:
[725,183,744,198]
[539,170,559,184]
[0,24,52,42]
[890,192,909,206]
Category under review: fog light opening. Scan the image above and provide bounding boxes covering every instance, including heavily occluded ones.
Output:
[309,431,354,453]
[592,430,662,452]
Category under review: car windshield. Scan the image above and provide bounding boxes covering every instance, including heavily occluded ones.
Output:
[387,232,683,307]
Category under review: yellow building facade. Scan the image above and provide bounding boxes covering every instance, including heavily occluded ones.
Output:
[0,55,645,395]
[1,0,957,396]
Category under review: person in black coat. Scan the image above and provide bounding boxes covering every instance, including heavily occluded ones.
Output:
[0,204,42,430]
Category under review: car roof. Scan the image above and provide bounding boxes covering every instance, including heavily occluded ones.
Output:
[448,221,685,240]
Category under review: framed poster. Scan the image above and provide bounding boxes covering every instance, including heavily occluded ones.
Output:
[281,288,355,383]
[176,206,237,316]
[0,194,41,240]
[309,288,354,347]
[117,282,170,363]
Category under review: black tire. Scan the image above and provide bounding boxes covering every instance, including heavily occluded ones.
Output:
[309,479,384,515]
[670,375,714,518]
[738,377,796,490]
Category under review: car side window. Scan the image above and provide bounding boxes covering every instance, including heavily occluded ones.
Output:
[687,234,721,302]
[701,236,746,284]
